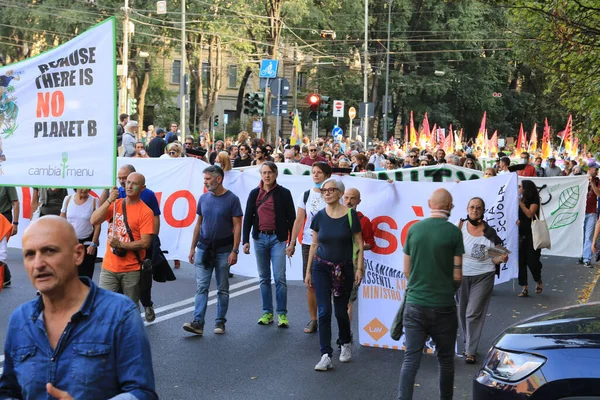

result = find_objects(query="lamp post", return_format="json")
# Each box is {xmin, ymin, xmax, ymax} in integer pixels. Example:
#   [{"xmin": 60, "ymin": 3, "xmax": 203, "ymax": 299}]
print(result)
[
  {"xmin": 179, "ymin": 0, "xmax": 186, "ymax": 139},
  {"xmin": 363, "ymin": 0, "xmax": 369, "ymax": 148},
  {"xmin": 383, "ymin": 0, "xmax": 392, "ymax": 143}
]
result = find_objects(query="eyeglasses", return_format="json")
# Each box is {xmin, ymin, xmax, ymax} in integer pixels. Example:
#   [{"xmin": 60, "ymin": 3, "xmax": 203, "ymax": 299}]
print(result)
[
  {"xmin": 185, "ymin": 142, "xmax": 193, "ymax": 146},
  {"xmin": 309, "ymin": 149, "xmax": 317, "ymax": 152},
  {"xmin": 320, "ymin": 187, "xmax": 339, "ymax": 194},
  {"xmin": 410, "ymin": 155, "xmax": 417, "ymax": 158}
]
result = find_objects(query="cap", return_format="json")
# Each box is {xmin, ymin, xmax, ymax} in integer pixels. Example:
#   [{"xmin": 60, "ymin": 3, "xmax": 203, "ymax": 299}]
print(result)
[
  {"xmin": 155, "ymin": 127, "xmax": 166, "ymax": 135},
  {"xmin": 548, "ymin": 156, "xmax": 556, "ymax": 161}
]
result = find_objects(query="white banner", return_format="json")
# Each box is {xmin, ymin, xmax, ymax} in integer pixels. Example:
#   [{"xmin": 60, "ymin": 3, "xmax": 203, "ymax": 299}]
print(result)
[
  {"xmin": 0, "ymin": 18, "xmax": 116, "ymax": 188},
  {"xmin": 520, "ymin": 175, "xmax": 588, "ymax": 258},
  {"xmin": 353, "ymin": 164, "xmax": 483, "ymax": 182}
]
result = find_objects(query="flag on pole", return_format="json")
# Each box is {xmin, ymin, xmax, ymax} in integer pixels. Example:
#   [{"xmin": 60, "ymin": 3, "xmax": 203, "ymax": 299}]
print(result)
[
  {"xmin": 409, "ymin": 111, "xmax": 417, "ymax": 148},
  {"xmin": 456, "ymin": 129, "xmax": 463, "ymax": 150},
  {"xmin": 573, "ymin": 137, "xmax": 579, "ymax": 158},
  {"xmin": 489, "ymin": 130, "xmax": 498, "ymax": 154},
  {"xmin": 442, "ymin": 124, "xmax": 454, "ymax": 153},
  {"xmin": 528, "ymin": 123, "xmax": 538, "ymax": 153},
  {"xmin": 563, "ymin": 114, "xmax": 573, "ymax": 155},
  {"xmin": 516, "ymin": 123, "xmax": 525, "ymax": 152},
  {"xmin": 404, "ymin": 124, "xmax": 409, "ymax": 151},
  {"xmin": 430, "ymin": 123, "xmax": 437, "ymax": 148},
  {"xmin": 542, "ymin": 118, "xmax": 551, "ymax": 159},
  {"xmin": 476, "ymin": 112, "xmax": 486, "ymax": 150},
  {"xmin": 290, "ymin": 109, "xmax": 303, "ymax": 145}
]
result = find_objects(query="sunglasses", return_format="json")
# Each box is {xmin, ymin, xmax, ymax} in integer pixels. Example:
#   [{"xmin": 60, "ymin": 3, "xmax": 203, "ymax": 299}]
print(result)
[
  {"xmin": 309, "ymin": 149, "xmax": 317, "ymax": 152},
  {"xmin": 410, "ymin": 155, "xmax": 417, "ymax": 158},
  {"xmin": 169, "ymin": 151, "xmax": 179, "ymax": 155},
  {"xmin": 185, "ymin": 142, "xmax": 193, "ymax": 146},
  {"xmin": 320, "ymin": 187, "xmax": 339, "ymax": 194}
]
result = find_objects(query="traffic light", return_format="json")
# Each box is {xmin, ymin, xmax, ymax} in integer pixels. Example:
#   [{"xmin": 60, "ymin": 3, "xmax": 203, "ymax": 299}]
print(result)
[
  {"xmin": 128, "ymin": 97, "xmax": 137, "ymax": 115},
  {"xmin": 243, "ymin": 93, "xmax": 265, "ymax": 116},
  {"xmin": 319, "ymin": 95, "xmax": 331, "ymax": 118},
  {"xmin": 308, "ymin": 93, "xmax": 320, "ymax": 121},
  {"xmin": 214, "ymin": 115, "xmax": 219, "ymax": 127},
  {"xmin": 288, "ymin": 111, "xmax": 294, "ymax": 125}
]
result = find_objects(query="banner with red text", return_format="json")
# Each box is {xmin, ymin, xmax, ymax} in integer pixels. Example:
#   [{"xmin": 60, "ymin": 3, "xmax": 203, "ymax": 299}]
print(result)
[{"xmin": 0, "ymin": 18, "xmax": 116, "ymax": 188}]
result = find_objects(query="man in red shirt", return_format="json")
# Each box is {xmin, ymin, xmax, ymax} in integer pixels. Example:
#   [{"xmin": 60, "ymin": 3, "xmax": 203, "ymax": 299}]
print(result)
[
  {"xmin": 517, "ymin": 151, "xmax": 536, "ymax": 177},
  {"xmin": 300, "ymin": 144, "xmax": 326, "ymax": 166},
  {"xmin": 343, "ymin": 187, "xmax": 375, "ymax": 321}
]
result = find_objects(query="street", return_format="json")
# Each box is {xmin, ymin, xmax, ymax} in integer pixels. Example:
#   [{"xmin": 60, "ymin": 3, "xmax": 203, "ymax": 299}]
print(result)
[{"xmin": 0, "ymin": 248, "xmax": 597, "ymax": 400}]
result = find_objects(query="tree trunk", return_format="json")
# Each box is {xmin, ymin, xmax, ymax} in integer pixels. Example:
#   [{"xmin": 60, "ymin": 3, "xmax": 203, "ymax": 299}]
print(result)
[
  {"xmin": 137, "ymin": 57, "xmax": 151, "ymax": 130},
  {"xmin": 235, "ymin": 66, "xmax": 252, "ymax": 121}
]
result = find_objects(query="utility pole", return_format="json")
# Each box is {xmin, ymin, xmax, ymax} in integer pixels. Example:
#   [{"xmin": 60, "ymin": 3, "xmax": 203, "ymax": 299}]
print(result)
[
  {"xmin": 120, "ymin": 0, "xmax": 130, "ymax": 115},
  {"xmin": 383, "ymin": 0, "xmax": 392, "ymax": 143},
  {"xmin": 363, "ymin": 0, "xmax": 369, "ymax": 148},
  {"xmin": 179, "ymin": 0, "xmax": 186, "ymax": 139}
]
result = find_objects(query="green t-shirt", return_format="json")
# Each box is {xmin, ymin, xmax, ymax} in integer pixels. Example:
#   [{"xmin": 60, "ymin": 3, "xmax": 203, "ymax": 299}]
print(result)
[
  {"xmin": 0, "ymin": 187, "xmax": 18, "ymax": 215},
  {"xmin": 403, "ymin": 217, "xmax": 465, "ymax": 307}
]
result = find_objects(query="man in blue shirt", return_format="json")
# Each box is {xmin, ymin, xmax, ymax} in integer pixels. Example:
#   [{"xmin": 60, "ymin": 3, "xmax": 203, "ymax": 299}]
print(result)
[
  {"xmin": 0, "ymin": 216, "xmax": 157, "ymax": 400},
  {"xmin": 100, "ymin": 164, "xmax": 161, "ymax": 322}
]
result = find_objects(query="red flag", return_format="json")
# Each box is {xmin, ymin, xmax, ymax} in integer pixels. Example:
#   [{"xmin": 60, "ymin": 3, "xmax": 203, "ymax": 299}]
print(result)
[
  {"xmin": 542, "ymin": 118, "xmax": 551, "ymax": 159},
  {"xmin": 563, "ymin": 114, "xmax": 573, "ymax": 155},
  {"xmin": 404, "ymin": 124, "xmax": 409, "ymax": 150},
  {"xmin": 422, "ymin": 112, "xmax": 430, "ymax": 140},
  {"xmin": 516, "ymin": 123, "xmax": 525, "ymax": 152},
  {"xmin": 529, "ymin": 123, "xmax": 538, "ymax": 152},
  {"xmin": 489, "ymin": 130, "xmax": 498, "ymax": 154},
  {"xmin": 442, "ymin": 124, "xmax": 454, "ymax": 153}
]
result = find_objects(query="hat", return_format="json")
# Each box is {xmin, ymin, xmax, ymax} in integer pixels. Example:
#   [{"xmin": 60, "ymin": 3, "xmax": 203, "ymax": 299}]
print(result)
[
  {"xmin": 155, "ymin": 127, "xmax": 166, "ymax": 135},
  {"xmin": 124, "ymin": 121, "xmax": 139, "ymax": 131},
  {"xmin": 548, "ymin": 156, "xmax": 556, "ymax": 161},
  {"xmin": 588, "ymin": 162, "xmax": 600, "ymax": 169}
]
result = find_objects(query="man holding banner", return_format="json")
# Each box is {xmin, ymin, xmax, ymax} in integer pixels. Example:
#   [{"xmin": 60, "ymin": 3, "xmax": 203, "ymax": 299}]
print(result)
[{"xmin": 398, "ymin": 189, "xmax": 464, "ymax": 400}]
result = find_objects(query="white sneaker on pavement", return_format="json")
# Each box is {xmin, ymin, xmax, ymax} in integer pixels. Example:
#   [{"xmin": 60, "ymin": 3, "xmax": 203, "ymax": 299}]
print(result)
[
  {"xmin": 314, "ymin": 354, "xmax": 333, "ymax": 371},
  {"xmin": 340, "ymin": 343, "xmax": 352, "ymax": 363}
]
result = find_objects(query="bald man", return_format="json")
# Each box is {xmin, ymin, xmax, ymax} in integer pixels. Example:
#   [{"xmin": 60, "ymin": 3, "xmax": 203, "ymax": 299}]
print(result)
[
  {"xmin": 0, "ymin": 216, "xmax": 157, "ymax": 399},
  {"xmin": 398, "ymin": 188, "xmax": 464, "ymax": 400},
  {"xmin": 91, "ymin": 172, "xmax": 154, "ymax": 305}
]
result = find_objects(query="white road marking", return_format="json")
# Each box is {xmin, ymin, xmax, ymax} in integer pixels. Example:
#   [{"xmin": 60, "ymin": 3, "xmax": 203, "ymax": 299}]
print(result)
[
  {"xmin": 0, "ymin": 282, "xmax": 260, "ymax": 376},
  {"xmin": 139, "ymin": 278, "xmax": 259, "ymax": 318}
]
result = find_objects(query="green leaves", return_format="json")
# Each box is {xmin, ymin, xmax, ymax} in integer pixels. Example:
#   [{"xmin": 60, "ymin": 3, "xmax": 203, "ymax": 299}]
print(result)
[
  {"xmin": 551, "ymin": 186, "xmax": 579, "ymax": 216},
  {"xmin": 549, "ymin": 212, "xmax": 578, "ymax": 230}
]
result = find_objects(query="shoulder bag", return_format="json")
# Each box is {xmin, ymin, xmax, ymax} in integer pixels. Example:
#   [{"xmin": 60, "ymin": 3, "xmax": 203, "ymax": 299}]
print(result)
[
  {"xmin": 532, "ymin": 204, "xmax": 551, "ymax": 250},
  {"xmin": 122, "ymin": 199, "xmax": 152, "ymax": 271}
]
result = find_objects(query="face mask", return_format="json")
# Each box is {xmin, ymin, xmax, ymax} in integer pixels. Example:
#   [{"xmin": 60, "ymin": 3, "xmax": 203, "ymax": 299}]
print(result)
[
  {"xmin": 430, "ymin": 209, "xmax": 451, "ymax": 220},
  {"xmin": 215, "ymin": 162, "xmax": 221, "ymax": 168},
  {"xmin": 285, "ymin": 159, "xmax": 292, "ymax": 163},
  {"xmin": 520, "ymin": 158, "xmax": 528, "ymax": 165},
  {"xmin": 314, "ymin": 182, "xmax": 323, "ymax": 189}
]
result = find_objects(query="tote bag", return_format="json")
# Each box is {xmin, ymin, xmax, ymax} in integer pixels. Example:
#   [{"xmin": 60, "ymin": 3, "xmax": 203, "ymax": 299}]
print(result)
[{"xmin": 532, "ymin": 204, "xmax": 551, "ymax": 250}]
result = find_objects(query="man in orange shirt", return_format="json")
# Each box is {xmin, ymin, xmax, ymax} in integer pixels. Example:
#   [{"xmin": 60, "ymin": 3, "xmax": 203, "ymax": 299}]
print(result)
[{"xmin": 91, "ymin": 172, "xmax": 154, "ymax": 304}]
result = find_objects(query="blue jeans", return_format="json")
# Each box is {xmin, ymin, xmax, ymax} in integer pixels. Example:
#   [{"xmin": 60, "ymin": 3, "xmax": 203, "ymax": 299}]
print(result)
[
  {"xmin": 193, "ymin": 248, "xmax": 230, "ymax": 325},
  {"xmin": 312, "ymin": 258, "xmax": 353, "ymax": 356},
  {"xmin": 254, "ymin": 233, "xmax": 287, "ymax": 315},
  {"xmin": 583, "ymin": 213, "xmax": 598, "ymax": 262},
  {"xmin": 398, "ymin": 304, "xmax": 458, "ymax": 400}
]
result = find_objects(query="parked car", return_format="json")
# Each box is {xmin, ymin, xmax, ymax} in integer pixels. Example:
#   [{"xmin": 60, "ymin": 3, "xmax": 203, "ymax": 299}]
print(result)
[{"xmin": 473, "ymin": 302, "xmax": 600, "ymax": 399}]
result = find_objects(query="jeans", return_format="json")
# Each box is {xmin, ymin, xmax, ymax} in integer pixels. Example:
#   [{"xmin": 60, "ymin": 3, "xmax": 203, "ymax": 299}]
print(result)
[
  {"xmin": 398, "ymin": 303, "xmax": 458, "ymax": 400},
  {"xmin": 193, "ymin": 248, "xmax": 230, "ymax": 325},
  {"xmin": 583, "ymin": 213, "xmax": 598, "ymax": 262},
  {"xmin": 312, "ymin": 258, "xmax": 353, "ymax": 356},
  {"xmin": 254, "ymin": 233, "xmax": 287, "ymax": 315}
]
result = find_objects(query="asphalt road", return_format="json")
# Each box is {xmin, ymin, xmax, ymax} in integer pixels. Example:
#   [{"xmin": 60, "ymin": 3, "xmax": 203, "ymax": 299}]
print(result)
[{"xmin": 0, "ymin": 248, "xmax": 597, "ymax": 400}]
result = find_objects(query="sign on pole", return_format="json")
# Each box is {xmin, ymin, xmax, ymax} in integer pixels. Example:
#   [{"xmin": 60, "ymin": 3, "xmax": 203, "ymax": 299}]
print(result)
[
  {"xmin": 223, "ymin": 114, "xmax": 229, "ymax": 125},
  {"xmin": 156, "ymin": 1, "xmax": 167, "ymax": 14},
  {"xmin": 259, "ymin": 60, "xmax": 278, "ymax": 78},
  {"xmin": 0, "ymin": 18, "xmax": 117, "ymax": 188},
  {"xmin": 348, "ymin": 107, "xmax": 357, "ymax": 119},
  {"xmin": 252, "ymin": 120, "xmax": 263, "ymax": 133},
  {"xmin": 332, "ymin": 100, "xmax": 345, "ymax": 118}
]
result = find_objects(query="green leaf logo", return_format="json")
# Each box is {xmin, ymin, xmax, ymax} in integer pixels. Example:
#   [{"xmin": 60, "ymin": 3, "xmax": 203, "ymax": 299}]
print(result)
[
  {"xmin": 550, "ymin": 186, "xmax": 579, "ymax": 216},
  {"xmin": 549, "ymin": 212, "xmax": 579, "ymax": 229},
  {"xmin": 61, "ymin": 152, "xmax": 69, "ymax": 179}
]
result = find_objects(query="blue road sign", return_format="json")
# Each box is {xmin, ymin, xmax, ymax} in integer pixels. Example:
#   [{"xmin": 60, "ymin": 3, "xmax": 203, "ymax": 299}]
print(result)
[
  {"xmin": 252, "ymin": 120, "xmax": 263, "ymax": 133},
  {"xmin": 259, "ymin": 60, "xmax": 278, "ymax": 78},
  {"xmin": 223, "ymin": 114, "xmax": 229, "ymax": 125},
  {"xmin": 332, "ymin": 126, "xmax": 343, "ymax": 143}
]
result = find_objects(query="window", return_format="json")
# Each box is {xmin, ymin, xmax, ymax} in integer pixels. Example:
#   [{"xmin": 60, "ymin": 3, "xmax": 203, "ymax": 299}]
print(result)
[
  {"xmin": 228, "ymin": 65, "xmax": 238, "ymax": 88},
  {"xmin": 171, "ymin": 60, "xmax": 181, "ymax": 84},
  {"xmin": 297, "ymin": 72, "xmax": 307, "ymax": 89}
]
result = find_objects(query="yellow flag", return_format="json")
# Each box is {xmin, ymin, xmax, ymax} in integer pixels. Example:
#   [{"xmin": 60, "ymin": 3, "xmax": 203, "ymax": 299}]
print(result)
[{"xmin": 290, "ymin": 110, "xmax": 302, "ymax": 145}]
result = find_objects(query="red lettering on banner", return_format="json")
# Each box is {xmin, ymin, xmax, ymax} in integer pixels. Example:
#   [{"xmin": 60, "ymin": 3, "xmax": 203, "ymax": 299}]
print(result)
[
  {"xmin": 400, "ymin": 206, "xmax": 425, "ymax": 247},
  {"xmin": 21, "ymin": 187, "xmax": 31, "ymax": 219},
  {"xmin": 163, "ymin": 190, "xmax": 196, "ymax": 228},
  {"xmin": 36, "ymin": 91, "xmax": 65, "ymax": 118},
  {"xmin": 371, "ymin": 216, "xmax": 398, "ymax": 255}
]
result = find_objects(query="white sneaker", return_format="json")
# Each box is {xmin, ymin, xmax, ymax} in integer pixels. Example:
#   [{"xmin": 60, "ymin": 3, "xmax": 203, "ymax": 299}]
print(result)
[
  {"xmin": 340, "ymin": 343, "xmax": 352, "ymax": 363},
  {"xmin": 314, "ymin": 354, "xmax": 333, "ymax": 371}
]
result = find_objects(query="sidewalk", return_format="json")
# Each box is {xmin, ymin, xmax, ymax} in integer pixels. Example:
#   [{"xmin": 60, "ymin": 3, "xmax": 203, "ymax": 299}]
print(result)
[{"xmin": 588, "ymin": 267, "xmax": 600, "ymax": 303}]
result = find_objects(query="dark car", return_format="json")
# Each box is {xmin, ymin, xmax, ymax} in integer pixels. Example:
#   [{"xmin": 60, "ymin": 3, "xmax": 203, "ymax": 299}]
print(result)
[{"xmin": 473, "ymin": 302, "xmax": 600, "ymax": 399}]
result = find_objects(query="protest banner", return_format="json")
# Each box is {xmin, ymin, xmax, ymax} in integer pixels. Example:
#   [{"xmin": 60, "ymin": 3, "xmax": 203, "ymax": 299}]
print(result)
[
  {"xmin": 0, "ymin": 18, "xmax": 116, "ymax": 188},
  {"xmin": 234, "ymin": 163, "xmax": 312, "ymax": 176},
  {"xmin": 353, "ymin": 164, "xmax": 483, "ymax": 182}
]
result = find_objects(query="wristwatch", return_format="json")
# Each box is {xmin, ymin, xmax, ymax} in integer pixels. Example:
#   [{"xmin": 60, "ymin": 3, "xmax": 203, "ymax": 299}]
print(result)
[{"xmin": 232, "ymin": 249, "xmax": 239, "ymax": 254}]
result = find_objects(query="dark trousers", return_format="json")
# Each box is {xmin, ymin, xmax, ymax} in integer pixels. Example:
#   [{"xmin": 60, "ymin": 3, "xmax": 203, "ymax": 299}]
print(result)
[
  {"xmin": 139, "ymin": 236, "xmax": 156, "ymax": 308},
  {"xmin": 518, "ymin": 235, "xmax": 542, "ymax": 286},
  {"xmin": 312, "ymin": 258, "xmax": 353, "ymax": 356},
  {"xmin": 2, "ymin": 210, "xmax": 12, "ymax": 281},
  {"xmin": 398, "ymin": 303, "xmax": 458, "ymax": 400},
  {"xmin": 77, "ymin": 236, "xmax": 96, "ymax": 280}
]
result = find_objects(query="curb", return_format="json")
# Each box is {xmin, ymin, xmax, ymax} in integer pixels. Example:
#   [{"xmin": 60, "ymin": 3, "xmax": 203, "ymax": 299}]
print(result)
[{"xmin": 584, "ymin": 267, "xmax": 600, "ymax": 303}]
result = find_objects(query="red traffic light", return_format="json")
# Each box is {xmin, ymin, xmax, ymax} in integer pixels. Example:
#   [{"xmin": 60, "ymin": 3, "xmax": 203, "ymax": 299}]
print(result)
[{"xmin": 308, "ymin": 94, "xmax": 320, "ymax": 105}]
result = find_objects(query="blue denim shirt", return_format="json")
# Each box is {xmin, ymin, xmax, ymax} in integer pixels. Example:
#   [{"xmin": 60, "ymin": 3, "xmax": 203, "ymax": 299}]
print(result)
[{"xmin": 0, "ymin": 278, "xmax": 158, "ymax": 400}]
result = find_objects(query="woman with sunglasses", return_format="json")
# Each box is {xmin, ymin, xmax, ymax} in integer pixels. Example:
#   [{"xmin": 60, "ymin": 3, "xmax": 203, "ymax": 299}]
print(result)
[
  {"xmin": 305, "ymin": 178, "xmax": 363, "ymax": 371},
  {"xmin": 517, "ymin": 180, "xmax": 543, "ymax": 297},
  {"xmin": 457, "ymin": 197, "xmax": 508, "ymax": 364},
  {"xmin": 160, "ymin": 142, "xmax": 184, "ymax": 158},
  {"xmin": 251, "ymin": 146, "xmax": 268, "ymax": 167},
  {"xmin": 463, "ymin": 158, "xmax": 477, "ymax": 170},
  {"xmin": 287, "ymin": 162, "xmax": 332, "ymax": 334}
]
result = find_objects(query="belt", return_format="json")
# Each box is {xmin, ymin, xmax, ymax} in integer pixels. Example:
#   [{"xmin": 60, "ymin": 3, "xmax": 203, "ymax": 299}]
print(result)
[{"xmin": 258, "ymin": 230, "xmax": 277, "ymax": 235}]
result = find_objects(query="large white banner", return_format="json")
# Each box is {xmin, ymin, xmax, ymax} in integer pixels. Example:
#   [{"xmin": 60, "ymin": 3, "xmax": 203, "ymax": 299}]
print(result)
[
  {"xmin": 520, "ymin": 175, "xmax": 588, "ymax": 258},
  {"xmin": 0, "ymin": 18, "xmax": 116, "ymax": 188}
]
